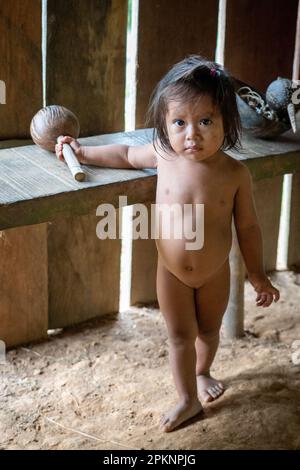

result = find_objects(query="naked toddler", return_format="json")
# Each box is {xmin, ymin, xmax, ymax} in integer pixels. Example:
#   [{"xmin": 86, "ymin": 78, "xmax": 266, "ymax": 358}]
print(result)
[{"xmin": 56, "ymin": 56, "xmax": 280, "ymax": 432}]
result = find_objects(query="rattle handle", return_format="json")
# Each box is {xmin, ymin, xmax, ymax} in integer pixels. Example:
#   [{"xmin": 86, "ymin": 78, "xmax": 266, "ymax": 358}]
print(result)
[{"xmin": 57, "ymin": 136, "xmax": 86, "ymax": 182}]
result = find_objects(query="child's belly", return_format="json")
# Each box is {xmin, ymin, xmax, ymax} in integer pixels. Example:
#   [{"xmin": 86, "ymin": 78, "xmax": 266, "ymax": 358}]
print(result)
[{"xmin": 155, "ymin": 219, "xmax": 232, "ymax": 288}]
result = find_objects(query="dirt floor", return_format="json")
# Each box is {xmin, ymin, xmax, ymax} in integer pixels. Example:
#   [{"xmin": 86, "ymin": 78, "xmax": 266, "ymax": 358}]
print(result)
[{"xmin": 1, "ymin": 270, "xmax": 300, "ymax": 450}]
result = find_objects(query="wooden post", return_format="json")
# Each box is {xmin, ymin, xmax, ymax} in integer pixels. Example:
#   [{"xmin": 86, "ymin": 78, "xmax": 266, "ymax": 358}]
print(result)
[
  {"xmin": 0, "ymin": 0, "xmax": 42, "ymax": 139},
  {"xmin": 0, "ymin": 1, "xmax": 47, "ymax": 347},
  {"xmin": 0, "ymin": 225, "xmax": 48, "ymax": 348},
  {"xmin": 222, "ymin": 0, "xmax": 298, "ymax": 337},
  {"xmin": 253, "ymin": 176, "xmax": 283, "ymax": 272},
  {"xmin": 46, "ymin": 0, "xmax": 127, "ymax": 326},
  {"xmin": 288, "ymin": 2, "xmax": 300, "ymax": 270},
  {"xmin": 130, "ymin": 0, "xmax": 219, "ymax": 306},
  {"xmin": 223, "ymin": 224, "xmax": 246, "ymax": 339}
]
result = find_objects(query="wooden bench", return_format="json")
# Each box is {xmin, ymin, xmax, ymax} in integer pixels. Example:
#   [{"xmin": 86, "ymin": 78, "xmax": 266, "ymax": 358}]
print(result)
[{"xmin": 1, "ymin": 126, "xmax": 300, "ymax": 347}]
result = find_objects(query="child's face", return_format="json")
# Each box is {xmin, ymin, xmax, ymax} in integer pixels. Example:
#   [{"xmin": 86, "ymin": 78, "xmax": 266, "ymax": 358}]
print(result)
[{"xmin": 165, "ymin": 94, "xmax": 224, "ymax": 162}]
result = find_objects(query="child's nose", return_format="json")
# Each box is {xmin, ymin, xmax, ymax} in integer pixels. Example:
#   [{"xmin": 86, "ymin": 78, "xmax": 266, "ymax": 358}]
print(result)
[{"xmin": 186, "ymin": 124, "xmax": 200, "ymax": 140}]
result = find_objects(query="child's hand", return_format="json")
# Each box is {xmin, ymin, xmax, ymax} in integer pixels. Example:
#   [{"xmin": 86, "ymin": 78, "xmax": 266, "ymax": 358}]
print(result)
[
  {"xmin": 248, "ymin": 274, "xmax": 280, "ymax": 308},
  {"xmin": 55, "ymin": 136, "xmax": 85, "ymax": 164}
]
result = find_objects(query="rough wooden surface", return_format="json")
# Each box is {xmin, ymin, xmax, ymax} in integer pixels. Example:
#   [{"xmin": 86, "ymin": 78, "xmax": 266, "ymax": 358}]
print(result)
[
  {"xmin": 1, "ymin": 127, "xmax": 300, "ymax": 230},
  {"xmin": 135, "ymin": 0, "xmax": 219, "ymax": 128},
  {"xmin": 0, "ymin": 1, "xmax": 42, "ymax": 139},
  {"xmin": 46, "ymin": 0, "xmax": 127, "ymax": 136},
  {"xmin": 130, "ymin": 202, "xmax": 158, "ymax": 306},
  {"xmin": 224, "ymin": 0, "xmax": 298, "ymax": 90},
  {"xmin": 0, "ymin": 224, "xmax": 48, "ymax": 348},
  {"xmin": 48, "ymin": 214, "xmax": 121, "ymax": 328},
  {"xmin": 253, "ymin": 176, "xmax": 283, "ymax": 272},
  {"xmin": 0, "ymin": 129, "xmax": 156, "ymax": 230},
  {"xmin": 288, "ymin": 172, "xmax": 300, "ymax": 269}
]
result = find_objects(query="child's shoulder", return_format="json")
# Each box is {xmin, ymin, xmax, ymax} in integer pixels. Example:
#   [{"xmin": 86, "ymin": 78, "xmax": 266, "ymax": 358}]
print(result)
[{"xmin": 222, "ymin": 152, "xmax": 250, "ymax": 175}]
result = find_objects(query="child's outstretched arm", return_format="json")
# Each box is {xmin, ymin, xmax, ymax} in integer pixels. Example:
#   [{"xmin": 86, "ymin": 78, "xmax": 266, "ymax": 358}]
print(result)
[
  {"xmin": 55, "ymin": 136, "xmax": 157, "ymax": 169},
  {"xmin": 233, "ymin": 164, "xmax": 280, "ymax": 308}
]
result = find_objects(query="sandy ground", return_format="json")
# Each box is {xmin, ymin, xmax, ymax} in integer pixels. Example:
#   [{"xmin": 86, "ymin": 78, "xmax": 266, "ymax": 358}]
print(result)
[{"xmin": 1, "ymin": 270, "xmax": 300, "ymax": 450}]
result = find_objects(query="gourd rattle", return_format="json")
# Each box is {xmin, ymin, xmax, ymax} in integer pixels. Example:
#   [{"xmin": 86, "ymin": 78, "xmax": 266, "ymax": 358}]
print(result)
[{"xmin": 30, "ymin": 105, "xmax": 86, "ymax": 182}]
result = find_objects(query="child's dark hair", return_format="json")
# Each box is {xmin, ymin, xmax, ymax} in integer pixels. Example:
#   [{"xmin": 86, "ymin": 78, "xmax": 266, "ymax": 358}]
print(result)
[{"xmin": 147, "ymin": 55, "xmax": 242, "ymax": 153}]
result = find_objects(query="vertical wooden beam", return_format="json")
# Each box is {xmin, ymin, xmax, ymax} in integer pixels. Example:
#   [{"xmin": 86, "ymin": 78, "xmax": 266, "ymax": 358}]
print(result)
[
  {"xmin": 288, "ymin": 1, "xmax": 300, "ymax": 270},
  {"xmin": 46, "ymin": 1, "xmax": 127, "ymax": 325},
  {"xmin": 0, "ymin": 0, "xmax": 42, "ymax": 138},
  {"xmin": 131, "ymin": 0, "xmax": 219, "ymax": 306},
  {"xmin": 225, "ymin": 0, "xmax": 298, "ymax": 90},
  {"xmin": 0, "ymin": 225, "xmax": 48, "ymax": 347},
  {"xmin": 130, "ymin": 202, "xmax": 157, "ymax": 306},
  {"xmin": 48, "ymin": 214, "xmax": 121, "ymax": 328},
  {"xmin": 46, "ymin": 0, "xmax": 127, "ymax": 136},
  {"xmin": 136, "ymin": 0, "xmax": 219, "ymax": 128},
  {"xmin": 223, "ymin": 225, "xmax": 245, "ymax": 339},
  {"xmin": 288, "ymin": 172, "xmax": 300, "ymax": 269},
  {"xmin": 223, "ymin": 1, "xmax": 298, "ymax": 337},
  {"xmin": 253, "ymin": 177, "xmax": 283, "ymax": 272}
]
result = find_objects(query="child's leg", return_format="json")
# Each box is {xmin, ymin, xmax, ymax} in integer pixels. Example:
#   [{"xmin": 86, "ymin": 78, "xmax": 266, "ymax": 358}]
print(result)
[
  {"xmin": 157, "ymin": 258, "xmax": 202, "ymax": 432},
  {"xmin": 195, "ymin": 260, "xmax": 230, "ymax": 403}
]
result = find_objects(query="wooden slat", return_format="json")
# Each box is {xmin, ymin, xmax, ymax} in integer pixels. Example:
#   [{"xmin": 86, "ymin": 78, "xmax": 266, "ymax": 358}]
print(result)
[
  {"xmin": 253, "ymin": 176, "xmax": 283, "ymax": 272},
  {"xmin": 288, "ymin": 172, "xmax": 300, "ymax": 269},
  {"xmin": 130, "ymin": 202, "xmax": 158, "ymax": 305},
  {"xmin": 0, "ymin": 224, "xmax": 48, "ymax": 347},
  {"xmin": 225, "ymin": 0, "xmax": 298, "ymax": 90},
  {"xmin": 135, "ymin": 0, "xmax": 219, "ymax": 128},
  {"xmin": 48, "ymin": 214, "xmax": 121, "ymax": 328},
  {"xmin": 1, "ymin": 129, "xmax": 300, "ymax": 230},
  {"xmin": 0, "ymin": 0, "xmax": 42, "ymax": 138},
  {"xmin": 46, "ymin": 0, "xmax": 127, "ymax": 136}
]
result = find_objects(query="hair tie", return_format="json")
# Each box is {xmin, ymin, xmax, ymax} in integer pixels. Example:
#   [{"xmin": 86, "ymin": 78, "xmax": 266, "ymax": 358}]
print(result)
[{"xmin": 210, "ymin": 68, "xmax": 221, "ymax": 77}]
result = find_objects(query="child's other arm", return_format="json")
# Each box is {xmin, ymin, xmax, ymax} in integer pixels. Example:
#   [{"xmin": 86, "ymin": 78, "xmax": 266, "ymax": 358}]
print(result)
[
  {"xmin": 233, "ymin": 163, "xmax": 280, "ymax": 307},
  {"xmin": 56, "ymin": 136, "xmax": 157, "ymax": 169}
]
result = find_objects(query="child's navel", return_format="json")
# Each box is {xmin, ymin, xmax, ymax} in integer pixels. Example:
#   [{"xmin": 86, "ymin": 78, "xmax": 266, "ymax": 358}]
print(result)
[{"xmin": 185, "ymin": 265, "xmax": 193, "ymax": 271}]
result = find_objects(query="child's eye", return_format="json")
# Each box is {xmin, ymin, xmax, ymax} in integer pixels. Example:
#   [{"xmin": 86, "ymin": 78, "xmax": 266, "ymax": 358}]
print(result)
[
  {"xmin": 174, "ymin": 119, "xmax": 185, "ymax": 127},
  {"xmin": 200, "ymin": 119, "xmax": 212, "ymax": 126}
]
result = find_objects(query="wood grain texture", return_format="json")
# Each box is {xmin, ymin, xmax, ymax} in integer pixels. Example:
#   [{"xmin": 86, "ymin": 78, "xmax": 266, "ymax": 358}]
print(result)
[
  {"xmin": 288, "ymin": 172, "xmax": 300, "ymax": 269},
  {"xmin": 135, "ymin": 0, "xmax": 219, "ymax": 128},
  {"xmin": 0, "ymin": 0, "xmax": 42, "ymax": 138},
  {"xmin": 130, "ymin": 202, "xmax": 158, "ymax": 305},
  {"xmin": 224, "ymin": 0, "xmax": 298, "ymax": 90},
  {"xmin": 1, "ymin": 128, "xmax": 300, "ymax": 230},
  {"xmin": 46, "ymin": 0, "xmax": 127, "ymax": 136},
  {"xmin": 0, "ymin": 224, "xmax": 48, "ymax": 347},
  {"xmin": 48, "ymin": 214, "xmax": 121, "ymax": 328},
  {"xmin": 253, "ymin": 176, "xmax": 283, "ymax": 272}
]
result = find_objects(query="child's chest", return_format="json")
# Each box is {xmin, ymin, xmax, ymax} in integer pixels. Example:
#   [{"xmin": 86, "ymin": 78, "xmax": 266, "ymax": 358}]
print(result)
[{"xmin": 156, "ymin": 163, "xmax": 238, "ymax": 212}]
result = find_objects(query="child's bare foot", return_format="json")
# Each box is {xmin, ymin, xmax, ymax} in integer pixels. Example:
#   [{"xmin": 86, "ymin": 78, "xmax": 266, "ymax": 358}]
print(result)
[
  {"xmin": 160, "ymin": 399, "xmax": 203, "ymax": 432},
  {"xmin": 197, "ymin": 374, "xmax": 225, "ymax": 403}
]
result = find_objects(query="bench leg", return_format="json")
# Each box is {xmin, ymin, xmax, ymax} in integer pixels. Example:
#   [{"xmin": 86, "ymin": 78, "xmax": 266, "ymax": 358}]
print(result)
[
  {"xmin": 0, "ymin": 224, "xmax": 48, "ymax": 347},
  {"xmin": 223, "ymin": 227, "xmax": 246, "ymax": 339},
  {"xmin": 48, "ymin": 214, "xmax": 121, "ymax": 328}
]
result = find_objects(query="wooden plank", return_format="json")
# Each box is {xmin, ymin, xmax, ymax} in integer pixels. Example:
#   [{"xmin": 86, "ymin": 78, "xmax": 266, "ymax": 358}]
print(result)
[
  {"xmin": 1, "ymin": 128, "xmax": 300, "ymax": 230},
  {"xmin": 130, "ymin": 202, "xmax": 158, "ymax": 305},
  {"xmin": 225, "ymin": 0, "xmax": 298, "ymax": 90},
  {"xmin": 253, "ymin": 176, "xmax": 283, "ymax": 272},
  {"xmin": 48, "ymin": 214, "xmax": 121, "ymax": 328},
  {"xmin": 46, "ymin": 0, "xmax": 127, "ymax": 136},
  {"xmin": 288, "ymin": 172, "xmax": 300, "ymax": 269},
  {"xmin": 135, "ymin": 0, "xmax": 219, "ymax": 128},
  {"xmin": 0, "ymin": 224, "xmax": 48, "ymax": 347},
  {"xmin": 0, "ymin": 0, "xmax": 42, "ymax": 138}
]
